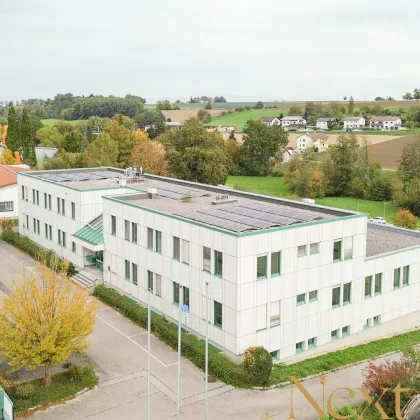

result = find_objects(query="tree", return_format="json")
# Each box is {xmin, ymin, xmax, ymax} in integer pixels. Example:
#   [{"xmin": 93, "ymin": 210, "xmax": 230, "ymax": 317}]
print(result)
[
  {"xmin": 0, "ymin": 124, "xmax": 7, "ymax": 143},
  {"xmin": 104, "ymin": 120, "xmax": 138, "ymax": 167},
  {"xmin": 0, "ymin": 148, "xmax": 16, "ymax": 164},
  {"xmin": 83, "ymin": 132, "xmax": 119, "ymax": 167},
  {"xmin": 197, "ymin": 109, "xmax": 210, "ymax": 121},
  {"xmin": 414, "ymin": 89, "xmax": 420, "ymax": 101},
  {"xmin": 5, "ymin": 107, "xmax": 20, "ymax": 153},
  {"xmin": 375, "ymin": 97, "xmax": 385, "ymax": 101},
  {"xmin": 214, "ymin": 96, "xmax": 226, "ymax": 103},
  {"xmin": 62, "ymin": 130, "xmax": 84, "ymax": 153},
  {"xmin": 158, "ymin": 118, "xmax": 229, "ymax": 185},
  {"xmin": 86, "ymin": 120, "xmax": 94, "ymax": 143},
  {"xmin": 129, "ymin": 140, "xmax": 169, "ymax": 175},
  {"xmin": 289, "ymin": 104, "xmax": 302, "ymax": 115},
  {"xmin": 400, "ymin": 136, "xmax": 420, "ymax": 185},
  {"xmin": 225, "ymin": 135, "xmax": 242, "ymax": 175},
  {"xmin": 343, "ymin": 96, "xmax": 347, "ymax": 101},
  {"xmin": 147, "ymin": 121, "xmax": 168, "ymax": 139},
  {"xmin": 21, "ymin": 108, "xmax": 37, "ymax": 166},
  {"xmin": 156, "ymin": 100, "xmax": 172, "ymax": 110},
  {"xmin": 403, "ymin": 92, "xmax": 413, "ymax": 101},
  {"xmin": 204, "ymin": 100, "xmax": 212, "ymax": 110},
  {"xmin": 37, "ymin": 126, "xmax": 64, "ymax": 147},
  {"xmin": 0, "ymin": 262, "xmax": 98, "ymax": 386},
  {"xmin": 348, "ymin": 96, "xmax": 354, "ymax": 114},
  {"xmin": 171, "ymin": 102, "xmax": 180, "ymax": 110},
  {"xmin": 304, "ymin": 101, "xmax": 316, "ymax": 116},
  {"xmin": 134, "ymin": 109, "xmax": 166, "ymax": 128},
  {"xmin": 253, "ymin": 101, "xmax": 264, "ymax": 109}
]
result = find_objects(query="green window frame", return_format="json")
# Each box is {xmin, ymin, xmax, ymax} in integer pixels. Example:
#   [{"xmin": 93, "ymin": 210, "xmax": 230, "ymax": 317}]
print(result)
[
  {"xmin": 364, "ymin": 319, "xmax": 370, "ymax": 329},
  {"xmin": 309, "ymin": 290, "xmax": 318, "ymax": 302},
  {"xmin": 45, "ymin": 223, "xmax": 48, "ymax": 238},
  {"xmin": 132, "ymin": 263, "xmax": 138, "ymax": 285},
  {"xmin": 309, "ymin": 242, "xmax": 319, "ymax": 255},
  {"xmin": 22, "ymin": 185, "xmax": 25, "ymax": 200},
  {"xmin": 25, "ymin": 214, "xmax": 28, "ymax": 228},
  {"xmin": 124, "ymin": 220, "xmax": 130, "ymax": 241},
  {"xmin": 147, "ymin": 228, "xmax": 153, "ymax": 250},
  {"xmin": 374, "ymin": 273, "xmax": 382, "ymax": 295},
  {"xmin": 333, "ymin": 240, "xmax": 342, "ymax": 262},
  {"xmin": 173, "ymin": 281, "xmax": 180, "ymax": 306},
  {"xmin": 44, "ymin": 193, "xmax": 47, "ymax": 208},
  {"xmin": 57, "ymin": 197, "xmax": 60, "ymax": 214},
  {"xmin": 297, "ymin": 245, "xmax": 307, "ymax": 257},
  {"xmin": 373, "ymin": 315, "xmax": 381, "ymax": 326},
  {"xmin": 257, "ymin": 255, "xmax": 267, "ymax": 279},
  {"xmin": 308, "ymin": 337, "xmax": 316, "ymax": 349},
  {"xmin": 183, "ymin": 287, "xmax": 190, "ymax": 308},
  {"xmin": 155, "ymin": 230, "xmax": 162, "ymax": 253},
  {"xmin": 32, "ymin": 189, "xmax": 35, "ymax": 203},
  {"xmin": 364, "ymin": 276, "xmax": 372, "ymax": 298},
  {"xmin": 36, "ymin": 190, "xmax": 39, "ymax": 205},
  {"xmin": 48, "ymin": 194, "xmax": 51, "ymax": 210},
  {"xmin": 214, "ymin": 301, "xmax": 223, "ymax": 328},
  {"xmin": 343, "ymin": 282, "xmax": 351, "ymax": 304},
  {"xmin": 124, "ymin": 259, "xmax": 130, "ymax": 280},
  {"xmin": 203, "ymin": 246, "xmax": 211, "ymax": 271},
  {"xmin": 71, "ymin": 202, "xmax": 75, "ymax": 220},
  {"xmin": 58, "ymin": 229, "xmax": 61, "ymax": 245},
  {"xmin": 270, "ymin": 350, "xmax": 279, "ymax": 361},
  {"xmin": 271, "ymin": 251, "xmax": 281, "ymax": 276},
  {"xmin": 148, "ymin": 270, "xmax": 153, "ymax": 292},
  {"xmin": 72, "ymin": 241, "xmax": 76, "ymax": 253},
  {"xmin": 296, "ymin": 293, "xmax": 306, "ymax": 305},
  {"xmin": 49, "ymin": 225, "xmax": 52, "ymax": 240},
  {"xmin": 332, "ymin": 286, "xmax": 341, "ymax": 308},
  {"xmin": 37, "ymin": 220, "xmax": 40, "ymax": 235},
  {"xmin": 331, "ymin": 329, "xmax": 339, "ymax": 340},
  {"xmin": 173, "ymin": 237, "xmax": 180, "ymax": 260},
  {"xmin": 61, "ymin": 198, "xmax": 65, "ymax": 215},
  {"xmin": 342, "ymin": 326, "xmax": 349, "ymax": 337},
  {"xmin": 131, "ymin": 222, "xmax": 137, "ymax": 243},
  {"xmin": 393, "ymin": 268, "xmax": 401, "ymax": 289},
  {"xmin": 111, "ymin": 216, "xmax": 116, "ymax": 236},
  {"xmin": 403, "ymin": 266, "xmax": 410, "ymax": 286},
  {"xmin": 62, "ymin": 231, "xmax": 66, "ymax": 248},
  {"xmin": 33, "ymin": 218, "xmax": 36, "ymax": 232},
  {"xmin": 296, "ymin": 341, "xmax": 304, "ymax": 353},
  {"xmin": 214, "ymin": 250, "xmax": 223, "ymax": 277}
]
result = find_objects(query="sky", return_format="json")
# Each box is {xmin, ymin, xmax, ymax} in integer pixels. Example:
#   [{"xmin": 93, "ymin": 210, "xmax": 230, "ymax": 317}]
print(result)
[{"xmin": 1, "ymin": 0, "xmax": 419, "ymax": 103}]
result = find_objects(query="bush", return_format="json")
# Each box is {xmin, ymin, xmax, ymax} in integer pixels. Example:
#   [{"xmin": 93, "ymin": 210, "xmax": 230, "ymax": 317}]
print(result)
[
  {"xmin": 93, "ymin": 285, "xmax": 263, "ymax": 388},
  {"xmin": 269, "ymin": 167, "xmax": 284, "ymax": 177},
  {"xmin": 393, "ymin": 209, "xmax": 417, "ymax": 229},
  {"xmin": 0, "ymin": 230, "xmax": 77, "ymax": 276},
  {"xmin": 14, "ymin": 382, "xmax": 36, "ymax": 399},
  {"xmin": 67, "ymin": 365, "xmax": 85, "ymax": 380},
  {"xmin": 243, "ymin": 346, "xmax": 272, "ymax": 386},
  {"xmin": 0, "ymin": 218, "xmax": 15, "ymax": 230}
]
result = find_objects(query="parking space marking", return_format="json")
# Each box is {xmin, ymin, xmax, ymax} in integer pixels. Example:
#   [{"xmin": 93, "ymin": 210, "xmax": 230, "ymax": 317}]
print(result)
[
  {"xmin": 96, "ymin": 314, "xmax": 169, "ymax": 368},
  {"xmin": 128, "ymin": 332, "xmax": 148, "ymax": 338}
]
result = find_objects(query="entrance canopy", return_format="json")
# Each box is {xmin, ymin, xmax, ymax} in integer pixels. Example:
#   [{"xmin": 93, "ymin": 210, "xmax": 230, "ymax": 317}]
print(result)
[{"xmin": 72, "ymin": 214, "xmax": 104, "ymax": 252}]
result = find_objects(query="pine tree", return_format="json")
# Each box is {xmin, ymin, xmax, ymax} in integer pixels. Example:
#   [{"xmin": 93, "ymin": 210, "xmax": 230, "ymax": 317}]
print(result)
[
  {"xmin": 5, "ymin": 106, "xmax": 20, "ymax": 153},
  {"xmin": 86, "ymin": 120, "xmax": 94, "ymax": 143},
  {"xmin": 21, "ymin": 108, "xmax": 37, "ymax": 166}
]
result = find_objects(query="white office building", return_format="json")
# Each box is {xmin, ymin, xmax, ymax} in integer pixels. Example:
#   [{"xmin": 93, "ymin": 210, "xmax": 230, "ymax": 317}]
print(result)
[{"xmin": 17, "ymin": 168, "xmax": 420, "ymax": 362}]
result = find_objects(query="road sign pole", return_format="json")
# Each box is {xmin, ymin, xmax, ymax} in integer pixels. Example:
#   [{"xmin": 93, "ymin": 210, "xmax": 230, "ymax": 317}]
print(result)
[
  {"xmin": 177, "ymin": 286, "xmax": 183, "ymax": 420},
  {"xmin": 147, "ymin": 288, "xmax": 151, "ymax": 420},
  {"xmin": 205, "ymin": 281, "xmax": 209, "ymax": 420}
]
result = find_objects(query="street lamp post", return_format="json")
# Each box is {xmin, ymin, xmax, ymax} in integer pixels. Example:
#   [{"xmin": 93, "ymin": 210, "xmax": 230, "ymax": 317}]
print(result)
[
  {"xmin": 147, "ymin": 288, "xmax": 151, "ymax": 420},
  {"xmin": 177, "ymin": 285, "xmax": 183, "ymax": 420},
  {"xmin": 205, "ymin": 281, "xmax": 209, "ymax": 420}
]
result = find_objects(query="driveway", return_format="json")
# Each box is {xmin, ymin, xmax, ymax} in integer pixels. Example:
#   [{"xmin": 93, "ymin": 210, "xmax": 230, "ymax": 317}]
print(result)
[{"xmin": 0, "ymin": 239, "xmax": 411, "ymax": 419}]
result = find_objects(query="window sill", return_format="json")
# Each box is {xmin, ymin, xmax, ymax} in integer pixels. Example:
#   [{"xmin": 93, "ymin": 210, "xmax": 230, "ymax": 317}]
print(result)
[
  {"xmin": 270, "ymin": 323, "xmax": 281, "ymax": 329},
  {"xmin": 296, "ymin": 301, "xmax": 306, "ymax": 306},
  {"xmin": 332, "ymin": 304, "xmax": 340, "ymax": 309},
  {"xmin": 374, "ymin": 322, "xmax": 380, "ymax": 326},
  {"xmin": 203, "ymin": 269, "xmax": 210, "ymax": 273},
  {"xmin": 333, "ymin": 259, "xmax": 342, "ymax": 263},
  {"xmin": 133, "ymin": 282, "xmax": 138, "ymax": 286},
  {"xmin": 155, "ymin": 251, "xmax": 162, "ymax": 254},
  {"xmin": 214, "ymin": 324, "xmax": 222, "ymax": 330},
  {"xmin": 309, "ymin": 298, "xmax": 318, "ymax": 303},
  {"xmin": 331, "ymin": 337, "xmax": 339, "ymax": 341},
  {"xmin": 182, "ymin": 262, "xmax": 190, "ymax": 266},
  {"xmin": 364, "ymin": 295, "xmax": 372, "ymax": 300},
  {"xmin": 374, "ymin": 292, "xmax": 381, "ymax": 296},
  {"xmin": 132, "ymin": 241, "xmax": 137, "ymax": 245},
  {"xmin": 112, "ymin": 234, "xmax": 116, "ymax": 237},
  {"xmin": 393, "ymin": 286, "xmax": 400, "ymax": 290},
  {"xmin": 297, "ymin": 255, "xmax": 307, "ymax": 258},
  {"xmin": 363, "ymin": 325, "xmax": 370, "ymax": 330},
  {"xmin": 173, "ymin": 257, "xmax": 180, "ymax": 262},
  {"xmin": 271, "ymin": 273, "xmax": 281, "ymax": 278},
  {"xmin": 214, "ymin": 273, "xmax": 222, "ymax": 278},
  {"xmin": 308, "ymin": 345, "xmax": 316, "ymax": 350},
  {"xmin": 257, "ymin": 276, "xmax": 267, "ymax": 281},
  {"xmin": 173, "ymin": 303, "xmax": 179, "ymax": 307},
  {"xmin": 296, "ymin": 349, "xmax": 304, "ymax": 354},
  {"xmin": 310, "ymin": 252, "xmax": 320, "ymax": 256},
  {"xmin": 256, "ymin": 328, "xmax": 267, "ymax": 332},
  {"xmin": 403, "ymin": 283, "xmax": 409, "ymax": 287},
  {"xmin": 343, "ymin": 301, "xmax": 351, "ymax": 306},
  {"xmin": 124, "ymin": 277, "xmax": 130, "ymax": 281},
  {"xmin": 344, "ymin": 257, "xmax": 353, "ymax": 261}
]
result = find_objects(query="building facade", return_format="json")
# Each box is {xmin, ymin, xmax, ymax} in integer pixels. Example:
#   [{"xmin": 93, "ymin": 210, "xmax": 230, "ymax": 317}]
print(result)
[
  {"xmin": 343, "ymin": 116, "xmax": 366, "ymax": 130},
  {"xmin": 0, "ymin": 165, "xmax": 30, "ymax": 219},
  {"xmin": 297, "ymin": 133, "xmax": 329, "ymax": 152},
  {"xmin": 17, "ymin": 168, "xmax": 420, "ymax": 363},
  {"xmin": 260, "ymin": 117, "xmax": 281, "ymax": 126},
  {"xmin": 370, "ymin": 116, "xmax": 402, "ymax": 130},
  {"xmin": 280, "ymin": 116, "xmax": 307, "ymax": 130}
]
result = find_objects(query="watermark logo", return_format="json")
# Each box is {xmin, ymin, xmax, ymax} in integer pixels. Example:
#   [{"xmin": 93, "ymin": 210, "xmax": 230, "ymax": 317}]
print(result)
[{"xmin": 288, "ymin": 376, "xmax": 410, "ymax": 420}]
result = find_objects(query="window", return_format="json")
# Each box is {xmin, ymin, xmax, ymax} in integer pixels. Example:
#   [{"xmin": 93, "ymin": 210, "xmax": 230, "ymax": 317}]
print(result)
[
  {"xmin": 214, "ymin": 301, "xmax": 223, "ymax": 328},
  {"xmin": 147, "ymin": 228, "xmax": 153, "ymax": 249},
  {"xmin": 25, "ymin": 214, "xmax": 28, "ymax": 228},
  {"xmin": 343, "ymin": 282, "xmax": 351, "ymax": 304},
  {"xmin": 58, "ymin": 229, "xmax": 61, "ymax": 245},
  {"xmin": 155, "ymin": 231, "xmax": 162, "ymax": 253},
  {"xmin": 57, "ymin": 197, "xmax": 60, "ymax": 214},
  {"xmin": 342, "ymin": 326, "xmax": 350, "ymax": 336},
  {"xmin": 131, "ymin": 223, "xmax": 137, "ymax": 243},
  {"xmin": 332, "ymin": 286, "xmax": 341, "ymax": 307},
  {"xmin": 183, "ymin": 287, "xmax": 190, "ymax": 307},
  {"xmin": 148, "ymin": 270, "xmax": 153, "ymax": 292},
  {"xmin": 22, "ymin": 186, "xmax": 25, "ymax": 200},
  {"xmin": 62, "ymin": 232, "xmax": 66, "ymax": 248},
  {"xmin": 61, "ymin": 199, "xmax": 65, "ymax": 215},
  {"xmin": 270, "ymin": 301, "xmax": 280, "ymax": 326},
  {"xmin": 331, "ymin": 329, "xmax": 339, "ymax": 340},
  {"xmin": 49, "ymin": 225, "xmax": 52, "ymax": 240},
  {"xmin": 297, "ymin": 245, "xmax": 307, "ymax": 257},
  {"xmin": 214, "ymin": 250, "xmax": 223, "ymax": 276},
  {"xmin": 308, "ymin": 337, "xmax": 316, "ymax": 349},
  {"xmin": 72, "ymin": 241, "xmax": 76, "ymax": 253},
  {"xmin": 124, "ymin": 220, "xmax": 130, "ymax": 241},
  {"xmin": 173, "ymin": 237, "xmax": 180, "ymax": 260},
  {"xmin": 374, "ymin": 274, "xmax": 382, "ymax": 295},
  {"xmin": 36, "ymin": 191, "xmax": 39, "ymax": 205},
  {"xmin": 333, "ymin": 240, "xmax": 342, "ymax": 262},
  {"xmin": 182, "ymin": 240, "xmax": 190, "ymax": 264},
  {"xmin": 364, "ymin": 276, "xmax": 372, "ymax": 298},
  {"xmin": 344, "ymin": 237, "xmax": 353, "ymax": 260},
  {"xmin": 32, "ymin": 189, "xmax": 35, "ymax": 203},
  {"xmin": 364, "ymin": 319, "xmax": 370, "ymax": 329},
  {"xmin": 271, "ymin": 251, "xmax": 281, "ymax": 276},
  {"xmin": 125, "ymin": 260, "xmax": 130, "ymax": 280},
  {"xmin": 393, "ymin": 268, "xmax": 401, "ymax": 289},
  {"xmin": 48, "ymin": 194, "xmax": 51, "ymax": 210},
  {"xmin": 71, "ymin": 202, "xmax": 75, "ymax": 219},
  {"xmin": 111, "ymin": 216, "xmax": 116, "ymax": 236},
  {"xmin": 203, "ymin": 246, "xmax": 211, "ymax": 271},
  {"xmin": 257, "ymin": 255, "xmax": 267, "ymax": 279},
  {"xmin": 403, "ymin": 266, "xmax": 410, "ymax": 286},
  {"xmin": 31, "ymin": 218, "xmax": 35, "ymax": 232},
  {"xmin": 0, "ymin": 201, "xmax": 14, "ymax": 212},
  {"xmin": 296, "ymin": 341, "xmax": 304, "ymax": 353},
  {"xmin": 155, "ymin": 274, "xmax": 161, "ymax": 297},
  {"xmin": 309, "ymin": 243, "xmax": 319, "ymax": 255},
  {"xmin": 132, "ymin": 263, "xmax": 138, "ymax": 285},
  {"xmin": 44, "ymin": 193, "xmax": 47, "ymax": 208},
  {"xmin": 256, "ymin": 304, "xmax": 267, "ymax": 330},
  {"xmin": 45, "ymin": 223, "xmax": 48, "ymax": 238},
  {"xmin": 270, "ymin": 350, "xmax": 278, "ymax": 360},
  {"xmin": 173, "ymin": 282, "xmax": 180, "ymax": 305},
  {"xmin": 309, "ymin": 290, "xmax": 318, "ymax": 302},
  {"xmin": 373, "ymin": 315, "xmax": 381, "ymax": 325},
  {"xmin": 297, "ymin": 293, "xmax": 306, "ymax": 305}
]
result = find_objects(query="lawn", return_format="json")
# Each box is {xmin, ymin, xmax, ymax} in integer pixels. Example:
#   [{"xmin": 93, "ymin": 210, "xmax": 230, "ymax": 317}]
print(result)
[
  {"xmin": 41, "ymin": 119, "xmax": 80, "ymax": 126},
  {"xmin": 226, "ymin": 176, "xmax": 398, "ymax": 222}
]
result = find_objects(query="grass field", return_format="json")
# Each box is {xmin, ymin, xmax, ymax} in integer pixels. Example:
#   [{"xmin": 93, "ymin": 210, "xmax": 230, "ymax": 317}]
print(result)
[
  {"xmin": 41, "ymin": 119, "xmax": 80, "ymax": 126},
  {"xmin": 226, "ymin": 176, "xmax": 399, "ymax": 221}
]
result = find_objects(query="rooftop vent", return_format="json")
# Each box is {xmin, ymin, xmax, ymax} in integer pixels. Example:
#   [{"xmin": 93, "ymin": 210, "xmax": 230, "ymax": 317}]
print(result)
[{"xmin": 148, "ymin": 187, "xmax": 157, "ymax": 199}]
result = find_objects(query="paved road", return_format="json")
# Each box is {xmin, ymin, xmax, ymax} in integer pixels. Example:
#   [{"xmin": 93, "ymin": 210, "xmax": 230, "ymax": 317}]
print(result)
[{"xmin": 0, "ymin": 240, "xmax": 410, "ymax": 419}]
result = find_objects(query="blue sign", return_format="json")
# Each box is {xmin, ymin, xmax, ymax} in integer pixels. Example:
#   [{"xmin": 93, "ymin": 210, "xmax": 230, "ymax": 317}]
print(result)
[{"xmin": 182, "ymin": 304, "xmax": 189, "ymax": 313}]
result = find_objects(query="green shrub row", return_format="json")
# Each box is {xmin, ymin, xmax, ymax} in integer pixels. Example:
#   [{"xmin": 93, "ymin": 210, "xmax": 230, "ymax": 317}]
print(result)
[
  {"xmin": 93, "ymin": 285, "xmax": 268, "ymax": 388},
  {"xmin": 0, "ymin": 229, "xmax": 77, "ymax": 276}
]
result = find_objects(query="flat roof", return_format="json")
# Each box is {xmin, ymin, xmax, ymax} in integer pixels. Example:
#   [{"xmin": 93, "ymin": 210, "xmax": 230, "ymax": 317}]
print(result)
[{"xmin": 366, "ymin": 224, "xmax": 420, "ymax": 257}]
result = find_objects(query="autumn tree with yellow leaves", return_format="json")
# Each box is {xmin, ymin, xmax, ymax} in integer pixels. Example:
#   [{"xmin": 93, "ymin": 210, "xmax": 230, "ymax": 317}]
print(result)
[
  {"xmin": 0, "ymin": 261, "xmax": 98, "ymax": 386},
  {"xmin": 0, "ymin": 148, "xmax": 16, "ymax": 164}
]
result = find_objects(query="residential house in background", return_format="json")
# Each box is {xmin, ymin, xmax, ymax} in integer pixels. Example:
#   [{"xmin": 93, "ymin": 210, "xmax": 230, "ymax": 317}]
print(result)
[
  {"xmin": 297, "ymin": 133, "xmax": 329, "ymax": 152},
  {"xmin": 280, "ymin": 116, "xmax": 307, "ymax": 130},
  {"xmin": 217, "ymin": 126, "xmax": 236, "ymax": 132},
  {"xmin": 260, "ymin": 117, "xmax": 281, "ymax": 126},
  {"xmin": 343, "ymin": 116, "xmax": 366, "ymax": 130},
  {"xmin": 166, "ymin": 121, "xmax": 183, "ymax": 130},
  {"xmin": 0, "ymin": 164, "xmax": 30, "ymax": 218},
  {"xmin": 370, "ymin": 116, "xmax": 402, "ymax": 131},
  {"xmin": 316, "ymin": 118, "xmax": 339, "ymax": 130}
]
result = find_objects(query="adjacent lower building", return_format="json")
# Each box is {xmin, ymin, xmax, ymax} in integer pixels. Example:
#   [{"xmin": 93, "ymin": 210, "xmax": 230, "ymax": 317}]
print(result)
[
  {"xmin": 0, "ymin": 164, "xmax": 30, "ymax": 218},
  {"xmin": 17, "ymin": 167, "xmax": 420, "ymax": 362}
]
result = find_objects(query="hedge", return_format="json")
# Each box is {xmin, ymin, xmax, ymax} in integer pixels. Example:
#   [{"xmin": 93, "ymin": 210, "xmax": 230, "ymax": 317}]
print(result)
[
  {"xmin": 93, "ymin": 285, "xmax": 260, "ymax": 388},
  {"xmin": 0, "ymin": 230, "xmax": 77, "ymax": 276}
]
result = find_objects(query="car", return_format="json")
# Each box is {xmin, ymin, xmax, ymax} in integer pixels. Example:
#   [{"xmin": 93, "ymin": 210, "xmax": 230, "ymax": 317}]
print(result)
[{"xmin": 369, "ymin": 216, "xmax": 386, "ymax": 224}]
